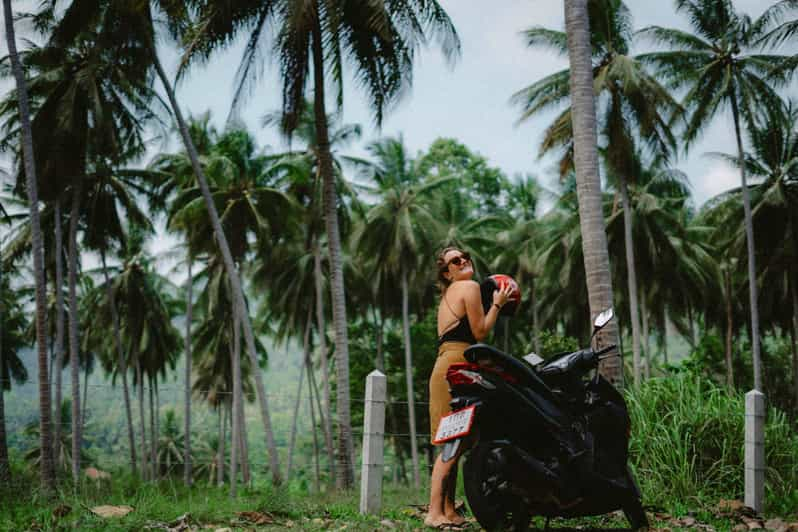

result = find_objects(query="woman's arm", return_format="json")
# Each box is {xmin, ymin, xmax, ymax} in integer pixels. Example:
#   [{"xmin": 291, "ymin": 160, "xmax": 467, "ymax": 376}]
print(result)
[{"xmin": 461, "ymin": 281, "xmax": 512, "ymax": 342}]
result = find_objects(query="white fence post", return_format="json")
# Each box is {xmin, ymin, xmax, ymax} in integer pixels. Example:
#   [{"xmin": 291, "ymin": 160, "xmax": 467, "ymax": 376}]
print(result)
[
  {"xmin": 360, "ymin": 370, "xmax": 386, "ymax": 515},
  {"xmin": 745, "ymin": 390, "xmax": 765, "ymax": 513}
]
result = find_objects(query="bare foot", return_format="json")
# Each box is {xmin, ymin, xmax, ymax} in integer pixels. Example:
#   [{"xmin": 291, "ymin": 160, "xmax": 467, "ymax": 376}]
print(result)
[
  {"xmin": 424, "ymin": 513, "xmax": 455, "ymax": 528},
  {"xmin": 444, "ymin": 512, "xmax": 466, "ymax": 525}
]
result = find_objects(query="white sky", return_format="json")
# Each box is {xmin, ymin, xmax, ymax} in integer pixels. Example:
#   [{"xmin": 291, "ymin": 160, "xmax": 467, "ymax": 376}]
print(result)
[{"xmin": 1, "ymin": 0, "xmax": 792, "ymax": 268}]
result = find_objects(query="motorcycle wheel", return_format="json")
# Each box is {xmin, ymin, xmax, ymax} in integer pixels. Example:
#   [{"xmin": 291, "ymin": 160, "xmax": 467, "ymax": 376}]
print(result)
[
  {"xmin": 463, "ymin": 443, "xmax": 531, "ymax": 531},
  {"xmin": 622, "ymin": 498, "xmax": 649, "ymax": 531},
  {"xmin": 623, "ymin": 467, "xmax": 649, "ymax": 530}
]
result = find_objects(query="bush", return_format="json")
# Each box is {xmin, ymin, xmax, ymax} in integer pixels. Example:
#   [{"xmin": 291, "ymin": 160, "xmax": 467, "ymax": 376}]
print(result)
[{"xmin": 625, "ymin": 373, "xmax": 798, "ymax": 514}]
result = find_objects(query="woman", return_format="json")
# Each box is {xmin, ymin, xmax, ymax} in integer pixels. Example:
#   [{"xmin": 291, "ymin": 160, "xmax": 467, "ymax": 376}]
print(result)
[{"xmin": 425, "ymin": 246, "xmax": 512, "ymax": 529}]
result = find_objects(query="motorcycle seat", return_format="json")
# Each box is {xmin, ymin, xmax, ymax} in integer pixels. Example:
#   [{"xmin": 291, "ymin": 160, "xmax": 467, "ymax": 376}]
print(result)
[{"xmin": 464, "ymin": 344, "xmax": 550, "ymax": 390}]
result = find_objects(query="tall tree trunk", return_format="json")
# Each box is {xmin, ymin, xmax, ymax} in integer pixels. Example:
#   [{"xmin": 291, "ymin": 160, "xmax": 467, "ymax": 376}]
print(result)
[
  {"xmin": 310, "ymin": 20, "xmax": 354, "ymax": 488},
  {"xmin": 563, "ymin": 0, "xmax": 620, "ymax": 386},
  {"xmin": 791, "ymin": 276, "xmax": 798, "ymax": 411},
  {"xmin": 307, "ymin": 345, "xmax": 329, "ymax": 485},
  {"xmin": 101, "ymin": 250, "xmax": 137, "ymax": 474},
  {"xmin": 619, "ymin": 178, "xmax": 642, "ymax": 386},
  {"xmin": 400, "ymin": 270, "xmax": 420, "ymax": 488},
  {"xmin": 4, "ymin": 0, "xmax": 55, "ymax": 490},
  {"xmin": 184, "ymin": 259, "xmax": 192, "ymax": 485},
  {"xmin": 217, "ymin": 407, "xmax": 225, "ymax": 486},
  {"xmin": 306, "ymin": 345, "xmax": 321, "ymax": 493},
  {"xmin": 155, "ymin": 380, "xmax": 160, "ymax": 478},
  {"xmin": 67, "ymin": 181, "xmax": 82, "ymax": 484},
  {"xmin": 531, "ymin": 276, "xmax": 540, "ymax": 355},
  {"xmin": 313, "ymin": 231, "xmax": 336, "ymax": 484},
  {"xmin": 137, "ymin": 360, "xmax": 148, "ymax": 480},
  {"xmin": 0, "ymin": 255, "xmax": 8, "ymax": 482},
  {"xmin": 730, "ymin": 96, "xmax": 762, "ymax": 391},
  {"xmin": 149, "ymin": 376, "xmax": 156, "ymax": 480},
  {"xmin": 151, "ymin": 48, "xmax": 282, "ymax": 485},
  {"xmin": 229, "ymin": 304, "xmax": 241, "ymax": 497},
  {"xmin": 287, "ymin": 319, "xmax": 310, "ymax": 482},
  {"xmin": 724, "ymin": 268, "xmax": 735, "ymax": 389},
  {"xmin": 641, "ymin": 294, "xmax": 651, "ymax": 380},
  {"xmin": 81, "ymin": 363, "xmax": 89, "ymax": 432},
  {"xmin": 53, "ymin": 199, "xmax": 65, "ymax": 468},
  {"xmin": 238, "ymin": 397, "xmax": 250, "ymax": 485}
]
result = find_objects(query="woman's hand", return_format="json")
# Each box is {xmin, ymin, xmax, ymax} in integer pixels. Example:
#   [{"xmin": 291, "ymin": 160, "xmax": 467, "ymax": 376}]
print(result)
[{"xmin": 492, "ymin": 281, "xmax": 513, "ymax": 309}]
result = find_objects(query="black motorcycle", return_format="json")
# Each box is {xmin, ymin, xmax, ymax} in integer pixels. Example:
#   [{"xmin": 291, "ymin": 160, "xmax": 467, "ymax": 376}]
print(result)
[{"xmin": 433, "ymin": 308, "xmax": 648, "ymax": 531}]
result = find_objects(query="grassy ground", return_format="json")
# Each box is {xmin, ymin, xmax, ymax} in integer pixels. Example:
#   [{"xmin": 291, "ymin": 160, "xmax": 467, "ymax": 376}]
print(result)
[{"xmin": 0, "ymin": 470, "xmax": 784, "ymax": 531}]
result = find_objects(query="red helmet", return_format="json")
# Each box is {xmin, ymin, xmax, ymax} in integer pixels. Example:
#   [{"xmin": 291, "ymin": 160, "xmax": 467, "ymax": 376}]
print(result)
[{"xmin": 480, "ymin": 274, "xmax": 521, "ymax": 316}]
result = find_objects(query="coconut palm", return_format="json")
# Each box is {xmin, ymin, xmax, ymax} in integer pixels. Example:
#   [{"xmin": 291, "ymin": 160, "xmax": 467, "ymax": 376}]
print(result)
[
  {"xmin": 0, "ymin": 269, "xmax": 30, "ymax": 481},
  {"xmin": 638, "ymin": 0, "xmax": 794, "ymax": 391},
  {"xmin": 183, "ymin": 0, "xmax": 459, "ymax": 487},
  {"xmin": 560, "ymin": 0, "xmax": 621, "ymax": 384},
  {"xmin": 513, "ymin": 0, "xmax": 681, "ymax": 386},
  {"xmin": 355, "ymin": 136, "xmax": 452, "ymax": 487},
  {"xmin": 2, "ymin": 0, "xmax": 55, "ymax": 489}
]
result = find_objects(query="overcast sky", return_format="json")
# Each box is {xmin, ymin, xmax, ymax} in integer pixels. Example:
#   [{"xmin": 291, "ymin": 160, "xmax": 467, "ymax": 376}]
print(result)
[
  {"xmin": 160, "ymin": 0, "xmax": 781, "ymax": 208},
  {"xmin": 1, "ymin": 0, "xmax": 791, "ymax": 263}
]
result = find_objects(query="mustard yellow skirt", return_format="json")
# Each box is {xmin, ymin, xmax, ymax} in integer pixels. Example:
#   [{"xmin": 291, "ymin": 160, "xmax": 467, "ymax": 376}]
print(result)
[{"xmin": 429, "ymin": 341, "xmax": 470, "ymax": 444}]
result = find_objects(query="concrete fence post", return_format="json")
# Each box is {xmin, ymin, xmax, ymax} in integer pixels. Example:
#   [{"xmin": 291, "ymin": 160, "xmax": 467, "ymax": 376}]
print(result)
[
  {"xmin": 360, "ymin": 370, "xmax": 386, "ymax": 515},
  {"xmin": 745, "ymin": 390, "xmax": 765, "ymax": 513}
]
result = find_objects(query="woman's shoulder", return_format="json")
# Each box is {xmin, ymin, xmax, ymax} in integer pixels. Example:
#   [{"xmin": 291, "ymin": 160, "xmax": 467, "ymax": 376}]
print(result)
[{"xmin": 448, "ymin": 280, "xmax": 480, "ymax": 293}]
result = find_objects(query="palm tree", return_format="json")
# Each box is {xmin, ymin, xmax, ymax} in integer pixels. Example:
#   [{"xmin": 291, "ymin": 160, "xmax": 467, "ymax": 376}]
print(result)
[
  {"xmin": 638, "ymin": 0, "xmax": 793, "ymax": 391},
  {"xmin": 513, "ymin": 0, "xmax": 680, "ymax": 386},
  {"xmin": 356, "ymin": 137, "xmax": 452, "ymax": 487},
  {"xmin": 0, "ymin": 268, "xmax": 30, "ymax": 481},
  {"xmin": 167, "ymin": 125, "xmax": 291, "ymax": 486},
  {"xmin": 709, "ymin": 101, "xmax": 798, "ymax": 399},
  {"xmin": 561, "ymin": 0, "xmax": 621, "ymax": 384},
  {"xmin": 184, "ymin": 0, "xmax": 460, "ymax": 487},
  {"xmin": 2, "ymin": 0, "xmax": 55, "ymax": 489}
]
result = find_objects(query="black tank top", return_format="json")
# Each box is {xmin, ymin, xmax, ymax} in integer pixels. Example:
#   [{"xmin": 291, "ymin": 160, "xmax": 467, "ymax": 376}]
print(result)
[{"xmin": 438, "ymin": 294, "xmax": 477, "ymax": 346}]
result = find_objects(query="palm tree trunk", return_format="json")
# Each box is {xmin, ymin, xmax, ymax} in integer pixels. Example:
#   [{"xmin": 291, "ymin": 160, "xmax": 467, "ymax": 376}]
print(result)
[
  {"xmin": 238, "ymin": 397, "xmax": 250, "ymax": 485},
  {"xmin": 641, "ymin": 294, "xmax": 651, "ymax": 380},
  {"xmin": 791, "ymin": 276, "xmax": 798, "ymax": 411},
  {"xmin": 67, "ymin": 181, "xmax": 82, "ymax": 484},
  {"xmin": 155, "ymin": 380, "xmax": 161, "ymax": 477},
  {"xmin": 101, "ymin": 250, "xmax": 137, "ymax": 474},
  {"xmin": 307, "ymin": 346, "xmax": 328, "ymax": 485},
  {"xmin": 184, "ymin": 259, "xmax": 192, "ymax": 485},
  {"xmin": 619, "ymin": 178, "xmax": 642, "ymax": 386},
  {"xmin": 313, "ymin": 233, "xmax": 336, "ymax": 484},
  {"xmin": 531, "ymin": 276, "xmax": 540, "ymax": 355},
  {"xmin": 730, "ymin": 96, "xmax": 762, "ymax": 391},
  {"xmin": 400, "ymin": 270, "xmax": 420, "ymax": 488},
  {"xmin": 4, "ymin": 0, "xmax": 55, "ymax": 490},
  {"xmin": 287, "ymin": 318, "xmax": 310, "ymax": 482},
  {"xmin": 217, "ymin": 407, "xmax": 225, "ymax": 486},
  {"xmin": 563, "ymin": 0, "xmax": 620, "ymax": 386},
  {"xmin": 81, "ymin": 363, "xmax": 89, "ymax": 432},
  {"xmin": 137, "ymin": 360, "xmax": 148, "ymax": 479},
  {"xmin": 0, "ymin": 262, "xmax": 8, "ymax": 482},
  {"xmin": 151, "ymin": 48, "xmax": 282, "ymax": 485},
  {"xmin": 149, "ymin": 376, "xmax": 156, "ymax": 479},
  {"xmin": 53, "ymin": 199, "xmax": 65, "ymax": 467},
  {"xmin": 311, "ymin": 19, "xmax": 354, "ymax": 488},
  {"xmin": 724, "ymin": 268, "xmax": 735, "ymax": 389},
  {"xmin": 306, "ymin": 347, "xmax": 321, "ymax": 493},
  {"xmin": 229, "ymin": 305, "xmax": 241, "ymax": 497}
]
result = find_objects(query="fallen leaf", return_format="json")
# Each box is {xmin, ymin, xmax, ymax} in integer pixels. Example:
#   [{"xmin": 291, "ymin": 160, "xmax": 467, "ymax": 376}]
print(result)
[
  {"xmin": 380, "ymin": 519, "xmax": 396, "ymax": 529},
  {"xmin": 765, "ymin": 518, "xmax": 787, "ymax": 532},
  {"xmin": 90, "ymin": 505, "xmax": 134, "ymax": 518},
  {"xmin": 236, "ymin": 511, "xmax": 276, "ymax": 525}
]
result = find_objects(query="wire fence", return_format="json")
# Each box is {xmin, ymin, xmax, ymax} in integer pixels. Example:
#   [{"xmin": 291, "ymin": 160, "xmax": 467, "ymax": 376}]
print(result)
[{"xmin": 2, "ymin": 378, "xmax": 441, "ymax": 488}]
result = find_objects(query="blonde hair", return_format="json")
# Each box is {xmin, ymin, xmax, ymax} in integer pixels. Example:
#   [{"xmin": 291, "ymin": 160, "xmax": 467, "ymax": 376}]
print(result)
[{"xmin": 436, "ymin": 246, "xmax": 466, "ymax": 294}]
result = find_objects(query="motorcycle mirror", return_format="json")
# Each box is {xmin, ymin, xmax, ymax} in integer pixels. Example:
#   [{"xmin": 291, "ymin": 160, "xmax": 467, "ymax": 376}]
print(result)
[
  {"xmin": 523, "ymin": 352, "xmax": 544, "ymax": 366},
  {"xmin": 593, "ymin": 308, "xmax": 614, "ymax": 330}
]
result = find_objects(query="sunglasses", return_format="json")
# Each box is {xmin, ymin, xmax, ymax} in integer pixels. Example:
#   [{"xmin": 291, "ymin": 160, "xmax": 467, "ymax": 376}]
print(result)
[{"xmin": 444, "ymin": 252, "xmax": 471, "ymax": 269}]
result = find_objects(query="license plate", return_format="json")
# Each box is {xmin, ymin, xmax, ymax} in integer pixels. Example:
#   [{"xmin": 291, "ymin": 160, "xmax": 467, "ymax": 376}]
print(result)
[{"xmin": 433, "ymin": 405, "xmax": 476, "ymax": 444}]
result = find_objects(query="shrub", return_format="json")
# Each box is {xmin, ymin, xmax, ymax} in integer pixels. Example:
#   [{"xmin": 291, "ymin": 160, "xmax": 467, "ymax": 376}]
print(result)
[{"xmin": 625, "ymin": 373, "xmax": 798, "ymax": 514}]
